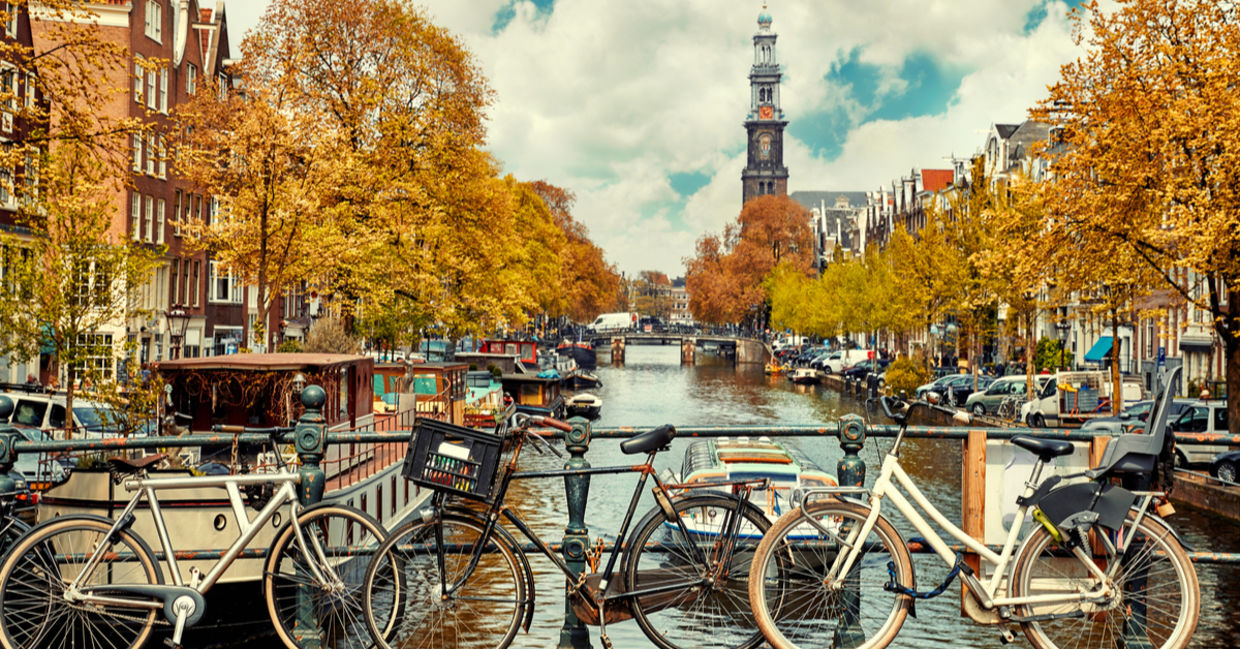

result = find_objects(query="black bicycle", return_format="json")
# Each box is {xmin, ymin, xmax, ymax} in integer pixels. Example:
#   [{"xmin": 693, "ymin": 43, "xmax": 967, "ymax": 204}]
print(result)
[{"xmin": 361, "ymin": 413, "xmax": 772, "ymax": 649}]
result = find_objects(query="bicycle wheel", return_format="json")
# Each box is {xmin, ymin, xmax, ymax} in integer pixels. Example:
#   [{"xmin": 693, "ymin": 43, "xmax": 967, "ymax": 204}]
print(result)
[
  {"xmin": 624, "ymin": 493, "xmax": 771, "ymax": 649},
  {"xmin": 362, "ymin": 511, "xmax": 526, "ymax": 649},
  {"xmin": 1011, "ymin": 512, "xmax": 1199, "ymax": 649},
  {"xmin": 265, "ymin": 504, "xmax": 391, "ymax": 649},
  {"xmin": 747, "ymin": 499, "xmax": 913, "ymax": 649},
  {"xmin": 0, "ymin": 516, "xmax": 162, "ymax": 649}
]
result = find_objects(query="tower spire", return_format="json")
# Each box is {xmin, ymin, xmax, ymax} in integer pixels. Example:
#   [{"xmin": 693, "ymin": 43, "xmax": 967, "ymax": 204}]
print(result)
[{"xmin": 742, "ymin": 2, "xmax": 788, "ymax": 204}]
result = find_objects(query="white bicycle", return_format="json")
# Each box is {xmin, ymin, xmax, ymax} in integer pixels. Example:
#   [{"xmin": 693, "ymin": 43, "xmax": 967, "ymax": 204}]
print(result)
[{"xmin": 747, "ymin": 367, "xmax": 1199, "ymax": 649}]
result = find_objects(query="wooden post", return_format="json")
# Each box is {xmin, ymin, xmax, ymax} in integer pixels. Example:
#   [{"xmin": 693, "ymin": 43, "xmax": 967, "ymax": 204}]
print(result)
[
  {"xmin": 681, "ymin": 338, "xmax": 695, "ymax": 365},
  {"xmin": 961, "ymin": 428, "xmax": 986, "ymax": 617}
]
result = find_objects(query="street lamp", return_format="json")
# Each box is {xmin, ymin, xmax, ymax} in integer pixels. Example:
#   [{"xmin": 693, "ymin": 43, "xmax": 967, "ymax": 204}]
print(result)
[
  {"xmin": 1055, "ymin": 318, "xmax": 1071, "ymax": 370},
  {"xmin": 165, "ymin": 305, "xmax": 191, "ymax": 360}
]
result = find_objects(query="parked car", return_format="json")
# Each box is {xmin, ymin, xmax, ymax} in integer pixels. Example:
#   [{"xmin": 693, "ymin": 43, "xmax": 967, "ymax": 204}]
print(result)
[
  {"xmin": 1080, "ymin": 398, "xmax": 1198, "ymax": 433},
  {"xmin": 8, "ymin": 424, "xmax": 69, "ymax": 487},
  {"xmin": 1212, "ymin": 449, "xmax": 1240, "ymax": 484},
  {"xmin": 1, "ymin": 392, "xmax": 148, "ymax": 439},
  {"xmin": 839, "ymin": 358, "xmax": 892, "ymax": 382},
  {"xmin": 822, "ymin": 349, "xmax": 874, "ymax": 374},
  {"xmin": 921, "ymin": 374, "xmax": 994, "ymax": 407},
  {"xmin": 1169, "ymin": 400, "xmax": 1232, "ymax": 466},
  {"xmin": 963, "ymin": 375, "xmax": 1044, "ymax": 415}
]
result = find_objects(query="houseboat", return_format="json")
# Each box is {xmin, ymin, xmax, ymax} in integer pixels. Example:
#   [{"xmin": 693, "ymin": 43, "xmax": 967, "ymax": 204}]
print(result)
[
  {"xmin": 500, "ymin": 372, "xmax": 564, "ymax": 418},
  {"xmin": 674, "ymin": 437, "xmax": 836, "ymax": 537},
  {"xmin": 37, "ymin": 354, "xmax": 429, "ymax": 587}
]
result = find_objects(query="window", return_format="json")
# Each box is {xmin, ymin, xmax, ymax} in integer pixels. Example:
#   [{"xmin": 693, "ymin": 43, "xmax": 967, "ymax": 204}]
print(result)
[
  {"xmin": 131, "ymin": 194, "xmax": 140, "ymax": 240},
  {"xmin": 159, "ymin": 68, "xmax": 167, "ymax": 113},
  {"xmin": 217, "ymin": 73, "xmax": 227, "ymax": 100},
  {"xmin": 0, "ymin": 64, "xmax": 15, "ymax": 112},
  {"xmin": 75, "ymin": 333, "xmax": 115, "ymax": 381},
  {"xmin": 170, "ymin": 258, "xmax": 179, "ymax": 305},
  {"xmin": 146, "ymin": 66, "xmax": 156, "ymax": 110},
  {"xmin": 209, "ymin": 261, "xmax": 241, "ymax": 304},
  {"xmin": 186, "ymin": 64, "xmax": 196, "ymax": 95},
  {"xmin": 133, "ymin": 58, "xmax": 143, "ymax": 103},
  {"xmin": 144, "ymin": 195, "xmax": 153, "ymax": 242},
  {"xmin": 144, "ymin": 0, "xmax": 161, "ymax": 41},
  {"xmin": 156, "ymin": 134, "xmax": 165, "ymax": 178},
  {"xmin": 191, "ymin": 260, "xmax": 199, "ymax": 307},
  {"xmin": 0, "ymin": 167, "xmax": 12, "ymax": 208},
  {"xmin": 4, "ymin": 3, "xmax": 15, "ymax": 38},
  {"xmin": 173, "ymin": 189, "xmax": 182, "ymax": 236},
  {"xmin": 156, "ymin": 198, "xmax": 165, "ymax": 244},
  {"xmin": 21, "ymin": 149, "xmax": 37, "ymax": 205},
  {"xmin": 132, "ymin": 132, "xmax": 142, "ymax": 171},
  {"xmin": 146, "ymin": 132, "xmax": 156, "ymax": 175},
  {"xmin": 24, "ymin": 71, "xmax": 34, "ymax": 108}
]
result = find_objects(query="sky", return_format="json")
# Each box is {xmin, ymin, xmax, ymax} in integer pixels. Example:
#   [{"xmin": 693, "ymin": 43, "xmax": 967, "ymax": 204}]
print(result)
[{"xmin": 225, "ymin": 0, "xmax": 1091, "ymax": 279}]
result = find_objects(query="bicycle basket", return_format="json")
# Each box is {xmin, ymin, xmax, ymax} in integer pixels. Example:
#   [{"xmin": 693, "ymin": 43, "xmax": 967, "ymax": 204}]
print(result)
[{"xmin": 403, "ymin": 418, "xmax": 503, "ymax": 503}]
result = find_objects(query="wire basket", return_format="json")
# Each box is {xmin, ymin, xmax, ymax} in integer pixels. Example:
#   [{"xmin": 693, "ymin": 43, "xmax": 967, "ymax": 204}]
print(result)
[{"xmin": 402, "ymin": 418, "xmax": 503, "ymax": 503}]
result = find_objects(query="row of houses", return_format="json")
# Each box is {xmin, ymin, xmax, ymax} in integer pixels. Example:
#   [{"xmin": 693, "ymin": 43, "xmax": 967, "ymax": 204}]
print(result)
[
  {"xmin": 790, "ymin": 120, "xmax": 1225, "ymax": 396},
  {"xmin": 0, "ymin": 1, "xmax": 308, "ymax": 386}
]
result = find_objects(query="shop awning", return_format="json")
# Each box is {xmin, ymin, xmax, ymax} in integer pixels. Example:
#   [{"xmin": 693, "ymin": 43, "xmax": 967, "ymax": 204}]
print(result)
[
  {"xmin": 1083, "ymin": 336, "xmax": 1113, "ymax": 363},
  {"xmin": 1179, "ymin": 335, "xmax": 1214, "ymax": 353}
]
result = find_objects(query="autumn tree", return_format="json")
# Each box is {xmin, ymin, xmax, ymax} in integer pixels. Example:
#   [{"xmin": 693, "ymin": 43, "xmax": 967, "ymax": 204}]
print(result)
[
  {"xmin": 1033, "ymin": 0, "xmax": 1240, "ymax": 427},
  {"xmin": 885, "ymin": 209, "xmax": 964, "ymax": 369},
  {"xmin": 631, "ymin": 270, "xmax": 672, "ymax": 319},
  {"xmin": 530, "ymin": 181, "xmax": 623, "ymax": 323}
]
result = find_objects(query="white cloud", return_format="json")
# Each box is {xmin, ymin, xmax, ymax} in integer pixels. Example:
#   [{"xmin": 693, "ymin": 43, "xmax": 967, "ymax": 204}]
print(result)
[{"xmin": 228, "ymin": 0, "xmax": 1087, "ymax": 278}]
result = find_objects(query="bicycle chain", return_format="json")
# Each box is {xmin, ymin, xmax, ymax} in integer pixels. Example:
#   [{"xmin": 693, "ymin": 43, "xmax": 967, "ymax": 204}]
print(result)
[{"xmin": 66, "ymin": 601, "xmax": 169, "ymax": 626}]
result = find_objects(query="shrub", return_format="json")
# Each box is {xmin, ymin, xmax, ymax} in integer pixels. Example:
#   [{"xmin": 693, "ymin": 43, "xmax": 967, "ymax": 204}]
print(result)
[
  {"xmin": 885, "ymin": 357, "xmax": 928, "ymax": 398},
  {"xmin": 277, "ymin": 339, "xmax": 303, "ymax": 353}
]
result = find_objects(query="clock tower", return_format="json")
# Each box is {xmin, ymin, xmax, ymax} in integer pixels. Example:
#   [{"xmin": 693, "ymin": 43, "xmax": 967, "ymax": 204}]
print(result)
[{"xmin": 742, "ymin": 3, "xmax": 788, "ymax": 204}]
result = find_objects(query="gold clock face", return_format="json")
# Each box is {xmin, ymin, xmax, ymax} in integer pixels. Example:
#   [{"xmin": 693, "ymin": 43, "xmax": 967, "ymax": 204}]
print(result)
[
  {"xmin": 759, "ymin": 133, "xmax": 772, "ymax": 159},
  {"xmin": 759, "ymin": 105, "xmax": 774, "ymax": 119}
]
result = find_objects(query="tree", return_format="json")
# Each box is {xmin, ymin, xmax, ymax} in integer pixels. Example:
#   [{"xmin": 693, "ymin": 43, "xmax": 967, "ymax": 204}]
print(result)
[
  {"xmin": 1032, "ymin": 0, "xmax": 1240, "ymax": 427},
  {"xmin": 631, "ymin": 270, "xmax": 672, "ymax": 319},
  {"xmin": 885, "ymin": 209, "xmax": 963, "ymax": 369},
  {"xmin": 530, "ymin": 181, "xmax": 623, "ymax": 323},
  {"xmin": 0, "ymin": 145, "xmax": 161, "ymax": 432}
]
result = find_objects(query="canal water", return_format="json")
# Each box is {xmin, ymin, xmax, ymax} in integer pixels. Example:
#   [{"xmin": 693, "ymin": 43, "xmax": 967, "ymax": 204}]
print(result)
[{"xmin": 502, "ymin": 344, "xmax": 1240, "ymax": 648}]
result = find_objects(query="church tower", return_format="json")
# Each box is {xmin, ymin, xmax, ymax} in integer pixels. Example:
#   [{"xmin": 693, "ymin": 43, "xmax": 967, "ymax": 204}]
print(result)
[{"xmin": 741, "ymin": 3, "xmax": 788, "ymax": 204}]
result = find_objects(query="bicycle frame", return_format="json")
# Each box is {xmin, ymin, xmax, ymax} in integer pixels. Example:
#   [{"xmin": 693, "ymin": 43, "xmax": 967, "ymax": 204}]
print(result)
[
  {"xmin": 824, "ymin": 448, "xmax": 1156, "ymax": 611},
  {"xmin": 67, "ymin": 465, "xmax": 334, "ymax": 604}
]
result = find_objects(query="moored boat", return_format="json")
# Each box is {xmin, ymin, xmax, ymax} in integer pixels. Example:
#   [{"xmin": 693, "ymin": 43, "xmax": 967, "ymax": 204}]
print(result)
[
  {"xmin": 789, "ymin": 367, "xmax": 822, "ymax": 385},
  {"xmin": 564, "ymin": 392, "xmax": 602, "ymax": 419},
  {"xmin": 672, "ymin": 436, "xmax": 836, "ymax": 537}
]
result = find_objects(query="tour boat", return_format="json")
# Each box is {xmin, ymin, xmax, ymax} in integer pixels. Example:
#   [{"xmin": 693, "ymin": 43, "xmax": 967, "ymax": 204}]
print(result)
[{"xmin": 672, "ymin": 437, "xmax": 836, "ymax": 537}]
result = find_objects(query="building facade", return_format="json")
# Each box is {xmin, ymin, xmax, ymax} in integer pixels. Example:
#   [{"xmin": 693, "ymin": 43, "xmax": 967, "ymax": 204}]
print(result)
[{"xmin": 741, "ymin": 5, "xmax": 788, "ymax": 204}]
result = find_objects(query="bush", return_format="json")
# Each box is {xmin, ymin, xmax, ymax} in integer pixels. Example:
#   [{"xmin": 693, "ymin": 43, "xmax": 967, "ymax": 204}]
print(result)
[
  {"xmin": 885, "ymin": 357, "xmax": 928, "ymax": 398},
  {"xmin": 277, "ymin": 339, "xmax": 303, "ymax": 353}
]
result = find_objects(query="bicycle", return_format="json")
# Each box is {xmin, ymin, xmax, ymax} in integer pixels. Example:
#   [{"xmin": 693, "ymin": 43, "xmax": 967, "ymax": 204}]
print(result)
[
  {"xmin": 0, "ymin": 421, "xmax": 393, "ymax": 649},
  {"xmin": 996, "ymin": 392, "xmax": 1028, "ymax": 421},
  {"xmin": 361, "ymin": 413, "xmax": 772, "ymax": 649},
  {"xmin": 747, "ymin": 366, "xmax": 1199, "ymax": 649}
]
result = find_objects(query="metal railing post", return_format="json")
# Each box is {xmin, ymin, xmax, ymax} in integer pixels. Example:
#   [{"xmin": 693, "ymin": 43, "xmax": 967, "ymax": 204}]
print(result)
[
  {"xmin": 0, "ymin": 396, "xmax": 18, "ymax": 494},
  {"xmin": 292, "ymin": 385, "xmax": 326, "ymax": 648},
  {"xmin": 559, "ymin": 415, "xmax": 593, "ymax": 649},
  {"xmin": 835, "ymin": 413, "xmax": 867, "ymax": 648},
  {"xmin": 295, "ymin": 385, "xmax": 327, "ymax": 506}
]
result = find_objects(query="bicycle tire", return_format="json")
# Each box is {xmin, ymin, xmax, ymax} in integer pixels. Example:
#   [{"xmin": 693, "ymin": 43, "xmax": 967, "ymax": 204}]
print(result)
[
  {"xmin": 624, "ymin": 493, "xmax": 771, "ymax": 649},
  {"xmin": 0, "ymin": 515, "xmax": 162, "ymax": 649},
  {"xmin": 1011, "ymin": 511, "xmax": 1199, "ymax": 649},
  {"xmin": 264, "ymin": 503, "xmax": 391, "ymax": 649},
  {"xmin": 747, "ymin": 499, "xmax": 913, "ymax": 649},
  {"xmin": 362, "ymin": 511, "xmax": 526, "ymax": 649}
]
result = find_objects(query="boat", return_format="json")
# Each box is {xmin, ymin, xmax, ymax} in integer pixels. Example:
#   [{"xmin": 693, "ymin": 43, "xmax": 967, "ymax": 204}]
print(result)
[
  {"xmin": 500, "ymin": 372, "xmax": 565, "ymax": 418},
  {"xmin": 463, "ymin": 370, "xmax": 506, "ymax": 429},
  {"xmin": 789, "ymin": 367, "xmax": 822, "ymax": 385},
  {"xmin": 562, "ymin": 368, "xmax": 603, "ymax": 390},
  {"xmin": 673, "ymin": 436, "xmax": 836, "ymax": 537},
  {"xmin": 565, "ymin": 393, "xmax": 602, "ymax": 419},
  {"xmin": 556, "ymin": 339, "xmax": 598, "ymax": 369},
  {"xmin": 764, "ymin": 362, "xmax": 789, "ymax": 375}
]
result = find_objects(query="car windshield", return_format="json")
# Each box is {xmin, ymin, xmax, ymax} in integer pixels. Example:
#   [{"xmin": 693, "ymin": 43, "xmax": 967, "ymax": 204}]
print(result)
[{"xmin": 74, "ymin": 406, "xmax": 121, "ymax": 432}]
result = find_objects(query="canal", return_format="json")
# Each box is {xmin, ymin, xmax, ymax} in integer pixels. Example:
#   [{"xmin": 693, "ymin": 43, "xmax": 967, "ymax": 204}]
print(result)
[{"xmin": 503, "ymin": 345, "xmax": 1240, "ymax": 648}]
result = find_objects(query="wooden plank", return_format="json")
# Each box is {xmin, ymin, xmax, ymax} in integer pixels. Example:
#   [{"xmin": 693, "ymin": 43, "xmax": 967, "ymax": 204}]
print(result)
[{"xmin": 961, "ymin": 428, "xmax": 986, "ymax": 617}]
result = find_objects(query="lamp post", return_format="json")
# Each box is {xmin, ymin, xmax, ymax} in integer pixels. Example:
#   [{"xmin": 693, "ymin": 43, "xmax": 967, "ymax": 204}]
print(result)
[
  {"xmin": 165, "ymin": 305, "xmax": 191, "ymax": 360},
  {"xmin": 1055, "ymin": 318, "xmax": 1071, "ymax": 371}
]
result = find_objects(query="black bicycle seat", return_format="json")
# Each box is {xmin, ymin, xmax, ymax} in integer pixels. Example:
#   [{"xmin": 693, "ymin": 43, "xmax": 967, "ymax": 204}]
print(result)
[
  {"xmin": 620, "ymin": 424, "xmax": 676, "ymax": 454},
  {"xmin": 1010, "ymin": 435, "xmax": 1074, "ymax": 462},
  {"xmin": 107, "ymin": 453, "xmax": 168, "ymax": 476}
]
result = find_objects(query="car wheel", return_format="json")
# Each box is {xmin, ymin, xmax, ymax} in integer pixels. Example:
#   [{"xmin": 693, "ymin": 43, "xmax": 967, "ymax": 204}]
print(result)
[
  {"xmin": 1030, "ymin": 414, "xmax": 1045, "ymax": 428},
  {"xmin": 1216, "ymin": 461, "xmax": 1237, "ymax": 484},
  {"xmin": 971, "ymin": 403, "xmax": 985, "ymax": 416}
]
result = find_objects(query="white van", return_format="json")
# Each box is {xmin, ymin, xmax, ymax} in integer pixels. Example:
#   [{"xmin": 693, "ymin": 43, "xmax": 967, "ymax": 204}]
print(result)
[
  {"xmin": 1025, "ymin": 370, "xmax": 1144, "ymax": 428},
  {"xmin": 587, "ymin": 312, "xmax": 638, "ymax": 334},
  {"xmin": 822, "ymin": 349, "xmax": 874, "ymax": 374}
]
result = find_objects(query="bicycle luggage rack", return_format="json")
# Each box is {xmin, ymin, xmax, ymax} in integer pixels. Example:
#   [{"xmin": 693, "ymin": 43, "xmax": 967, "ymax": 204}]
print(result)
[{"xmin": 402, "ymin": 418, "xmax": 503, "ymax": 503}]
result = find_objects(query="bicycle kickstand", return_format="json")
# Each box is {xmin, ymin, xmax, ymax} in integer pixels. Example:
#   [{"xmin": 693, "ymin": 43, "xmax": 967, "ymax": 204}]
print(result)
[{"xmin": 597, "ymin": 601, "xmax": 613, "ymax": 649}]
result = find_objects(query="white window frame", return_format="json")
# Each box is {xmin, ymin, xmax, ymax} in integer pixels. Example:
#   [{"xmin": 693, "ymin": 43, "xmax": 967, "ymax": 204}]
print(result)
[
  {"xmin": 217, "ymin": 73, "xmax": 227, "ymax": 101},
  {"xmin": 24, "ymin": 71, "xmax": 34, "ymax": 108},
  {"xmin": 208, "ymin": 261, "xmax": 243, "ymax": 304},
  {"xmin": 132, "ymin": 133, "xmax": 142, "ymax": 172},
  {"xmin": 0, "ymin": 63, "xmax": 16, "ymax": 112},
  {"xmin": 186, "ymin": 64, "xmax": 196, "ymax": 95},
  {"xmin": 133, "ymin": 57, "xmax": 143, "ymax": 103},
  {"xmin": 3, "ymin": 3, "xmax": 14, "ymax": 39},
  {"xmin": 173, "ymin": 189, "xmax": 182, "ymax": 236},
  {"xmin": 159, "ymin": 67, "xmax": 167, "ymax": 113},
  {"xmin": 144, "ymin": 195, "xmax": 153, "ymax": 243},
  {"xmin": 131, "ymin": 194, "xmax": 141, "ymax": 241},
  {"xmin": 156, "ymin": 198, "xmax": 165, "ymax": 244},
  {"xmin": 156, "ymin": 134, "xmax": 165, "ymax": 178},
  {"xmin": 0, "ymin": 167, "xmax": 13, "ymax": 209},
  {"xmin": 145, "ymin": 0, "xmax": 161, "ymax": 42},
  {"xmin": 146, "ymin": 67, "xmax": 156, "ymax": 110},
  {"xmin": 145, "ymin": 132, "xmax": 155, "ymax": 175}
]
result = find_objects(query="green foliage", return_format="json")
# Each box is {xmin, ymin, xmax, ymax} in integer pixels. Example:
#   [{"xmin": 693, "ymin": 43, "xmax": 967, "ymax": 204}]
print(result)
[
  {"xmin": 884, "ymin": 357, "xmax": 928, "ymax": 398},
  {"xmin": 1034, "ymin": 337, "xmax": 1071, "ymax": 372},
  {"xmin": 277, "ymin": 339, "xmax": 304, "ymax": 353}
]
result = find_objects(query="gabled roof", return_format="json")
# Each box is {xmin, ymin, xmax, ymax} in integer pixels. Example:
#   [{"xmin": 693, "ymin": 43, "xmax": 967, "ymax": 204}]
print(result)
[
  {"xmin": 920, "ymin": 169, "xmax": 954, "ymax": 193},
  {"xmin": 789, "ymin": 191, "xmax": 869, "ymax": 212},
  {"xmin": 995, "ymin": 123, "xmax": 1021, "ymax": 139}
]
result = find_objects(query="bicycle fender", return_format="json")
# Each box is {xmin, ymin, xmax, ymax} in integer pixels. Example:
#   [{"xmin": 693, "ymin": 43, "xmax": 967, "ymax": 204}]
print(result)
[{"xmin": 1137, "ymin": 510, "xmax": 1194, "ymax": 551}]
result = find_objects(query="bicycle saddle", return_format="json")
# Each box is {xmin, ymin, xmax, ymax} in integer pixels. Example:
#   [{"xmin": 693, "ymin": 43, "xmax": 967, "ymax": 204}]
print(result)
[
  {"xmin": 1009, "ymin": 435, "xmax": 1074, "ymax": 462},
  {"xmin": 620, "ymin": 424, "xmax": 676, "ymax": 454},
  {"xmin": 107, "ymin": 453, "xmax": 168, "ymax": 476}
]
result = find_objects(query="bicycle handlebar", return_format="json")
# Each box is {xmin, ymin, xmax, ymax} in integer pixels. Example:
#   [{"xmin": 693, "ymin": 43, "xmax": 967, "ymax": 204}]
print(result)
[{"xmin": 533, "ymin": 416, "xmax": 573, "ymax": 432}]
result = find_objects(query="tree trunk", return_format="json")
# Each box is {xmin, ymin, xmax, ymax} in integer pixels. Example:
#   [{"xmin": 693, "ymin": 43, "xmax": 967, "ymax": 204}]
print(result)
[{"xmin": 1111, "ymin": 309, "xmax": 1122, "ymax": 415}]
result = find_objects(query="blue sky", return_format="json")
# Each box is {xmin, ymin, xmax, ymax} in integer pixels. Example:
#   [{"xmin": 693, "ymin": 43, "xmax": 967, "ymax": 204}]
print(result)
[{"xmin": 230, "ymin": 1, "xmax": 1091, "ymax": 277}]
